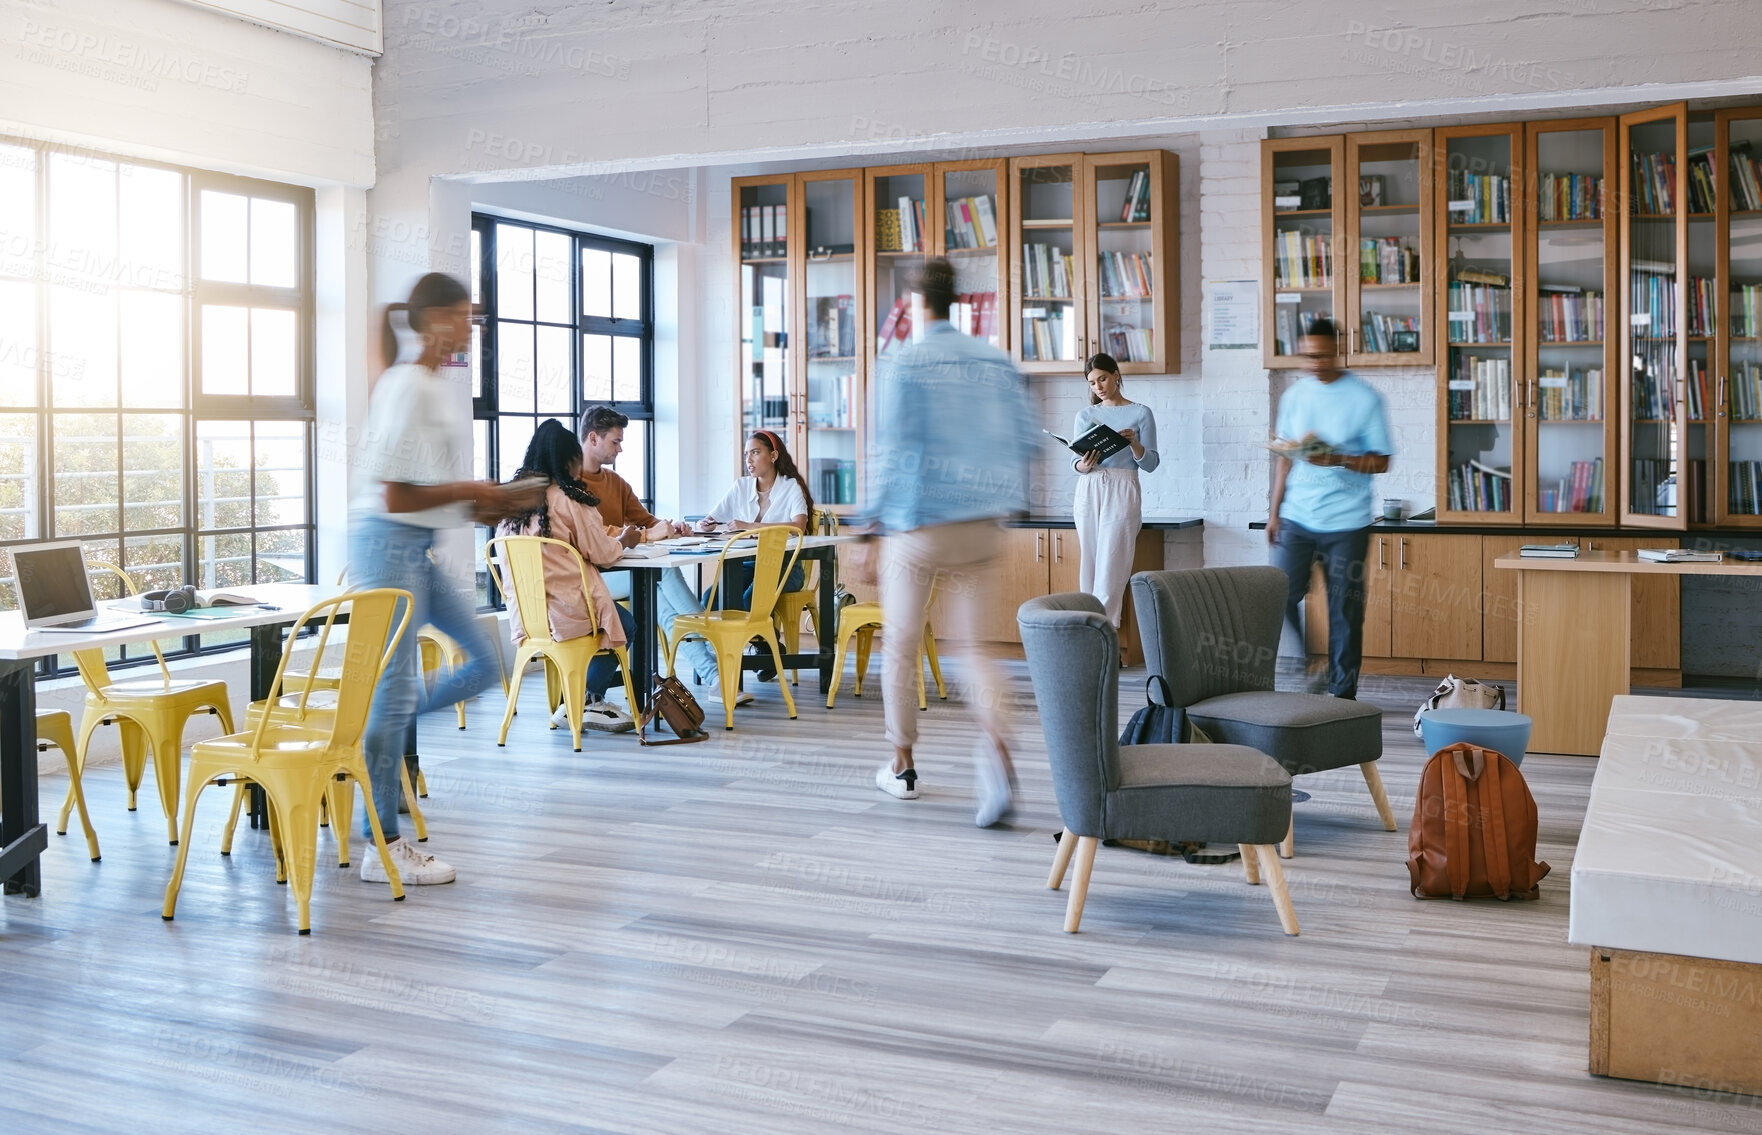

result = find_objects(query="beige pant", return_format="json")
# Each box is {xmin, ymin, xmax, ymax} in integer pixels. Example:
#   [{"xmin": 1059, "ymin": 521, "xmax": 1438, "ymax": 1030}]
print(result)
[
  {"xmin": 880, "ymin": 518, "xmax": 1010, "ymax": 752},
  {"xmin": 1075, "ymin": 466, "xmax": 1141, "ymax": 627}
]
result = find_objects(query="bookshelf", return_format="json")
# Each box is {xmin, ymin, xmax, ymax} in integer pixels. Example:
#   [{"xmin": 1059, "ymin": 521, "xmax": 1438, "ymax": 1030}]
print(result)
[
  {"xmin": 1715, "ymin": 106, "xmax": 1762, "ymax": 527},
  {"xmin": 865, "ymin": 164, "xmax": 932, "ymax": 371},
  {"xmin": 1523, "ymin": 117, "xmax": 1618, "ymax": 525},
  {"xmin": 1345, "ymin": 130, "xmax": 1434, "ymax": 367},
  {"xmin": 1262, "ymin": 136, "xmax": 1343, "ymax": 369},
  {"xmin": 1436, "ymin": 123, "xmax": 1526, "ymax": 523},
  {"xmin": 800, "ymin": 169, "xmax": 864, "ymax": 510},
  {"xmin": 929, "ymin": 159, "xmax": 1008, "ymax": 353},
  {"xmin": 734, "ymin": 176, "xmax": 793, "ymax": 479},
  {"xmin": 1010, "ymin": 154, "xmax": 1087, "ymax": 373},
  {"xmin": 1085, "ymin": 150, "xmax": 1180, "ymax": 374}
]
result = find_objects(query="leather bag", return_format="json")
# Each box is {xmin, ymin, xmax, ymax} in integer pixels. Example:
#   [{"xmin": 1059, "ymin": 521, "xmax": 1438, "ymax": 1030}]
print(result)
[
  {"xmin": 637, "ymin": 675, "xmax": 708, "ymax": 746},
  {"xmin": 1406, "ymin": 742, "xmax": 1549, "ymax": 901},
  {"xmin": 1412, "ymin": 674, "xmax": 1506, "ymax": 737}
]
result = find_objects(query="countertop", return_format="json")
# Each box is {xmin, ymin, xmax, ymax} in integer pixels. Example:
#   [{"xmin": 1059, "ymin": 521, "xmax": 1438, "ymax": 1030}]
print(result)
[
  {"xmin": 1012, "ymin": 516, "xmax": 1203, "ymax": 530},
  {"xmin": 1247, "ymin": 518, "xmax": 1762, "ymax": 538}
]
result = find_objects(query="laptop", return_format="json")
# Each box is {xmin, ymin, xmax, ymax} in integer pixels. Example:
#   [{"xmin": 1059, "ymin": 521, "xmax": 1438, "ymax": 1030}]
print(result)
[{"xmin": 10, "ymin": 540, "xmax": 164, "ymax": 633}]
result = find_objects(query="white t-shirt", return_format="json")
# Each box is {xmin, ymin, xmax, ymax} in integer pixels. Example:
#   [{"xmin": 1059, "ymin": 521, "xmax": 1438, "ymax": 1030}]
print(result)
[
  {"xmin": 349, "ymin": 363, "xmax": 473, "ymax": 528},
  {"xmin": 706, "ymin": 475, "xmax": 808, "ymax": 527}
]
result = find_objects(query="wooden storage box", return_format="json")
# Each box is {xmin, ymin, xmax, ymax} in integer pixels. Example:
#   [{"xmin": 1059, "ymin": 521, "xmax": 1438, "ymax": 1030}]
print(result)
[{"xmin": 1590, "ymin": 947, "xmax": 1762, "ymax": 1097}]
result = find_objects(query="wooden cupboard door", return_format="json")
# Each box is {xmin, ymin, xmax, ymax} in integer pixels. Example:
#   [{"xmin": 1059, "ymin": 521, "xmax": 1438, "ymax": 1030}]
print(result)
[
  {"xmin": 1481, "ymin": 535, "xmax": 1529, "ymax": 664},
  {"xmin": 1389, "ymin": 533, "xmax": 1481, "ymax": 660},
  {"xmin": 978, "ymin": 527, "xmax": 1052, "ymax": 644},
  {"xmin": 1581, "ymin": 536, "xmax": 1681, "ymax": 669},
  {"xmin": 1048, "ymin": 528, "xmax": 1082, "ymax": 594},
  {"xmin": 1303, "ymin": 538, "xmax": 1394, "ymax": 658}
]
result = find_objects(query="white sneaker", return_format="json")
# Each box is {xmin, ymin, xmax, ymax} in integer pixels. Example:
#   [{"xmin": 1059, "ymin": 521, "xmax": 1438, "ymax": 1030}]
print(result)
[
  {"xmin": 875, "ymin": 763, "xmax": 920, "ymax": 800},
  {"xmin": 549, "ymin": 702, "xmax": 571, "ymax": 727},
  {"xmin": 707, "ymin": 685, "xmax": 754, "ymax": 707},
  {"xmin": 582, "ymin": 699, "xmax": 635, "ymax": 733},
  {"xmin": 973, "ymin": 737, "xmax": 1014, "ymax": 828},
  {"xmin": 360, "ymin": 838, "xmax": 456, "ymax": 885}
]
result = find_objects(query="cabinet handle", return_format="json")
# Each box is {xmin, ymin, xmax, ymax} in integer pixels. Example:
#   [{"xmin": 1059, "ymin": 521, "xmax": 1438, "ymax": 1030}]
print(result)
[
  {"xmin": 1036, "ymin": 532, "xmax": 1045, "ymax": 563},
  {"xmin": 1377, "ymin": 537, "xmax": 1385, "ymax": 569},
  {"xmin": 1526, "ymin": 377, "xmax": 1537, "ymax": 419},
  {"xmin": 1398, "ymin": 537, "xmax": 1407, "ymax": 571},
  {"xmin": 1055, "ymin": 532, "xmax": 1063, "ymax": 562},
  {"xmin": 1718, "ymin": 374, "xmax": 1728, "ymax": 420},
  {"xmin": 1584, "ymin": 540, "xmax": 1594, "ymax": 552}
]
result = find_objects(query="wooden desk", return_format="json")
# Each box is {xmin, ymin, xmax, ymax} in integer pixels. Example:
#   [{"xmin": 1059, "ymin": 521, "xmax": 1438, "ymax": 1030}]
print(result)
[{"xmin": 1493, "ymin": 552, "xmax": 1762, "ymax": 755}]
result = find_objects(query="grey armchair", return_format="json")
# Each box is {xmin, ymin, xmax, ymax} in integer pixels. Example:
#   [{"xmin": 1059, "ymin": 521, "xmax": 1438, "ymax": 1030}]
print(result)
[
  {"xmin": 1130, "ymin": 566, "xmax": 1396, "ymax": 856},
  {"xmin": 1018, "ymin": 594, "xmax": 1299, "ymax": 936}
]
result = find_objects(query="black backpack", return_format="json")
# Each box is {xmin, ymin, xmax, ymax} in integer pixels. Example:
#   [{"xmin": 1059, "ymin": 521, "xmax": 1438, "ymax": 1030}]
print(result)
[{"xmin": 1119, "ymin": 675, "xmax": 1192, "ymax": 746}]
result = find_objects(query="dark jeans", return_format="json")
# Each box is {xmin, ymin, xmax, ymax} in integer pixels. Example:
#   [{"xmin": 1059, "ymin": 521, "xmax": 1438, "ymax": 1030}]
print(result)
[
  {"xmin": 587, "ymin": 604, "xmax": 639, "ymax": 700},
  {"xmin": 1274, "ymin": 520, "xmax": 1372, "ymax": 699}
]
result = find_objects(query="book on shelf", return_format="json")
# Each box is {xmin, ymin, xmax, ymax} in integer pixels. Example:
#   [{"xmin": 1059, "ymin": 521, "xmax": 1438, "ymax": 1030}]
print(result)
[
  {"xmin": 1299, "ymin": 176, "xmax": 1331, "ymax": 210},
  {"xmin": 875, "ymin": 295, "xmax": 914, "ymax": 354},
  {"xmin": 1103, "ymin": 325, "xmax": 1154, "ymax": 363},
  {"xmin": 1735, "ymin": 283, "xmax": 1762, "ymax": 339},
  {"xmin": 944, "ymin": 194, "xmax": 998, "ymax": 250},
  {"xmin": 1537, "ymin": 288, "xmax": 1604, "ymax": 342},
  {"xmin": 1537, "ymin": 171, "xmax": 1604, "ymax": 221},
  {"xmin": 1273, "ymin": 230, "xmax": 1332, "ymax": 288},
  {"xmin": 1022, "ymin": 243, "xmax": 1076, "ymax": 299},
  {"xmin": 1448, "ymin": 459, "xmax": 1513, "ymax": 513},
  {"xmin": 1731, "ymin": 460, "xmax": 1762, "ymax": 516},
  {"xmin": 948, "ymin": 291, "xmax": 998, "ymax": 341},
  {"xmin": 1688, "ymin": 148, "xmax": 1716, "ymax": 214},
  {"xmin": 1447, "ymin": 277, "xmax": 1512, "ymax": 344},
  {"xmin": 1537, "ymin": 364, "xmax": 1604, "ymax": 421},
  {"xmin": 1637, "ymin": 548, "xmax": 1722, "ymax": 563},
  {"xmin": 1446, "ymin": 169, "xmax": 1509, "ymax": 223},
  {"xmin": 875, "ymin": 207, "xmax": 903, "ymax": 253},
  {"xmin": 1448, "ymin": 353, "xmax": 1511, "ymax": 420},
  {"xmin": 1733, "ymin": 144, "xmax": 1762, "ymax": 211},
  {"xmin": 1021, "ymin": 306, "xmax": 1076, "ymax": 361},
  {"xmin": 1358, "ymin": 237, "xmax": 1420, "ymax": 284},
  {"xmin": 809, "ymin": 294, "xmax": 856, "ymax": 359},
  {"xmin": 1098, "ymin": 251, "xmax": 1153, "ymax": 298},
  {"xmin": 1273, "ymin": 308, "xmax": 1333, "ymax": 357},
  {"xmin": 1360, "ymin": 311, "xmax": 1419, "ymax": 353},
  {"xmin": 1732, "ymin": 361, "xmax": 1762, "ymax": 421},
  {"xmin": 1630, "ymin": 150, "xmax": 1680, "ymax": 215},
  {"xmin": 1519, "ymin": 543, "xmax": 1579, "ymax": 558},
  {"xmin": 1540, "ymin": 458, "xmax": 1604, "ymax": 514}
]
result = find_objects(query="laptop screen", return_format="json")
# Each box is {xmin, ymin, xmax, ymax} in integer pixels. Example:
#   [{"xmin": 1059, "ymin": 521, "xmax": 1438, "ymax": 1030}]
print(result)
[{"xmin": 13, "ymin": 543, "xmax": 96, "ymax": 623}]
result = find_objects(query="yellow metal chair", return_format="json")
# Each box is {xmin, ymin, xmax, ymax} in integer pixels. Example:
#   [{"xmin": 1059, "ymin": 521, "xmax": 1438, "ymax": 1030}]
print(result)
[
  {"xmin": 61, "ymin": 562, "xmax": 235, "ymax": 845},
  {"xmin": 162, "ymin": 588, "xmax": 413, "ymax": 934},
  {"xmin": 34, "ymin": 710, "xmax": 100, "ymax": 861},
  {"xmin": 823, "ymin": 578, "xmax": 948, "ymax": 711},
  {"xmin": 662, "ymin": 526, "xmax": 803, "ymax": 730},
  {"xmin": 773, "ymin": 510, "xmax": 837, "ymax": 685},
  {"xmin": 486, "ymin": 535, "xmax": 639, "ymax": 753}
]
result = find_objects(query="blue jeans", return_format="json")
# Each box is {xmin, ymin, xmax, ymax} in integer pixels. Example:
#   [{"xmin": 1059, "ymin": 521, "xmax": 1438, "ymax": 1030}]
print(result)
[
  {"xmin": 587, "ymin": 604, "xmax": 637, "ymax": 701},
  {"xmin": 1274, "ymin": 520, "xmax": 1371, "ymax": 699},
  {"xmin": 349, "ymin": 516, "xmax": 503, "ymax": 840},
  {"xmin": 656, "ymin": 564, "xmax": 806, "ymax": 684}
]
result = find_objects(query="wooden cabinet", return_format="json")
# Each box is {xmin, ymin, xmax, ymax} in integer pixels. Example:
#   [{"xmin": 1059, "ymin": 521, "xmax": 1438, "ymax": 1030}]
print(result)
[
  {"xmin": 961, "ymin": 527, "xmax": 1162, "ymax": 659},
  {"xmin": 1388, "ymin": 533, "xmax": 1483, "ymax": 659},
  {"xmin": 1578, "ymin": 536, "xmax": 1681, "ymax": 670},
  {"xmin": 1712, "ymin": 107, "xmax": 1762, "ymax": 528},
  {"xmin": 1481, "ymin": 534, "xmax": 1527, "ymax": 663},
  {"xmin": 1263, "ymin": 136, "xmax": 1344, "ymax": 369},
  {"xmin": 1084, "ymin": 150, "xmax": 1180, "ymax": 373}
]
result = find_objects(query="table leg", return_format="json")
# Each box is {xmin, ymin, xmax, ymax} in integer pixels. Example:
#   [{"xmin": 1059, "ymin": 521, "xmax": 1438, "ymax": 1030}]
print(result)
[
  {"xmin": 1517, "ymin": 569, "xmax": 1632, "ymax": 756},
  {"xmin": 817, "ymin": 546, "xmax": 838, "ymax": 689},
  {"xmin": 247, "ymin": 621, "xmax": 286, "ymax": 829},
  {"xmin": 0, "ymin": 658, "xmax": 46, "ymax": 897},
  {"xmin": 630, "ymin": 569, "xmax": 656, "ymax": 713}
]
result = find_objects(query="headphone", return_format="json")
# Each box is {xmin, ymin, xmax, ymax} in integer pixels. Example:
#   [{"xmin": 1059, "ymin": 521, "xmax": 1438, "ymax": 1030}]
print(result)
[{"xmin": 141, "ymin": 585, "xmax": 199, "ymax": 613}]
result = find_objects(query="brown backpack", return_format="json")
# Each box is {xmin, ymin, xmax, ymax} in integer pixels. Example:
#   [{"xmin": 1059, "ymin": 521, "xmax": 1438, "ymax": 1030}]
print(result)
[{"xmin": 1406, "ymin": 743, "xmax": 1549, "ymax": 901}]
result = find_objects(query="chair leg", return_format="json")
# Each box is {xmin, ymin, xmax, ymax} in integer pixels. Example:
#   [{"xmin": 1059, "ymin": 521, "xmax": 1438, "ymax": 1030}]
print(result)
[
  {"xmin": 353, "ymin": 768, "xmax": 405, "ymax": 903},
  {"xmin": 41, "ymin": 719, "xmax": 100, "ymax": 861},
  {"xmin": 564, "ymin": 656, "xmax": 588, "ymax": 753},
  {"xmin": 416, "ymin": 768, "xmax": 428, "ymax": 798},
  {"xmin": 825, "ymin": 622, "xmax": 856, "ymax": 709},
  {"xmin": 762, "ymin": 632, "xmax": 796, "ymax": 720},
  {"xmin": 853, "ymin": 627, "xmax": 874, "ymax": 697},
  {"xmin": 161, "ymin": 774, "xmax": 208, "ymax": 920},
  {"xmin": 1239, "ymin": 844, "xmax": 1260, "ymax": 885},
  {"xmin": 116, "ymin": 718, "xmax": 146, "ymax": 810},
  {"xmin": 1047, "ymin": 829, "xmax": 1077, "ymax": 890},
  {"xmin": 399, "ymin": 761, "xmax": 427, "ymax": 843},
  {"xmin": 1279, "ymin": 816, "xmax": 1295, "ymax": 860},
  {"xmin": 1253, "ymin": 844, "xmax": 1300, "ymax": 936},
  {"xmin": 1360, "ymin": 761, "xmax": 1397, "ymax": 831},
  {"xmin": 924, "ymin": 630, "xmax": 947, "ymax": 700},
  {"xmin": 280, "ymin": 794, "xmax": 322, "ymax": 935},
  {"xmin": 498, "ymin": 646, "xmax": 533, "ymax": 747},
  {"xmin": 327, "ymin": 779, "xmax": 353, "ymax": 867},
  {"xmin": 220, "ymin": 781, "xmax": 246, "ymax": 855},
  {"xmin": 1062, "ymin": 836, "xmax": 1099, "ymax": 933},
  {"xmin": 147, "ymin": 723, "xmax": 186, "ymax": 845}
]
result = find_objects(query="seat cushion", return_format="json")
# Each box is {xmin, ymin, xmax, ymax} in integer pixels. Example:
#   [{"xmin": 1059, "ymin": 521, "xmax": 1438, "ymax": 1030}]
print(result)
[
  {"xmin": 1106, "ymin": 743, "xmax": 1291, "ymax": 845},
  {"xmin": 1189, "ymin": 691, "xmax": 1382, "ymax": 776}
]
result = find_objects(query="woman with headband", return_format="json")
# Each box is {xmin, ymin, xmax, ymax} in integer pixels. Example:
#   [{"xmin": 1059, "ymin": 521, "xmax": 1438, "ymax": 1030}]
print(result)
[{"xmin": 658, "ymin": 429, "xmax": 813, "ymax": 695}]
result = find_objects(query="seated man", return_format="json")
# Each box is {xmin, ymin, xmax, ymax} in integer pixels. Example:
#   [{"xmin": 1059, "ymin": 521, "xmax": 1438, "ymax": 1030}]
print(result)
[{"xmin": 576, "ymin": 405, "xmax": 688, "ymax": 540}]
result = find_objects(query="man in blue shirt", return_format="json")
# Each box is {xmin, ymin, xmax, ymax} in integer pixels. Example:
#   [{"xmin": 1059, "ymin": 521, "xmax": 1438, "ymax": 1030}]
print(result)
[
  {"xmin": 864, "ymin": 257, "xmax": 1035, "ymax": 825},
  {"xmin": 1267, "ymin": 319, "xmax": 1392, "ymax": 700}
]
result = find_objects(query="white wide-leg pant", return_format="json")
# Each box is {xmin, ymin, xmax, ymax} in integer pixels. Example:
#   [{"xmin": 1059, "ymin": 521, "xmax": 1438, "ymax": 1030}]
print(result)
[{"xmin": 1074, "ymin": 466, "xmax": 1142, "ymax": 627}]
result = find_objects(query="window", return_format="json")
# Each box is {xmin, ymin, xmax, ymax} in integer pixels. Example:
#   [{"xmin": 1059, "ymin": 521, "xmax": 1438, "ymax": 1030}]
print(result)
[
  {"xmin": 0, "ymin": 137, "xmax": 314, "ymax": 669},
  {"xmin": 470, "ymin": 216, "xmax": 653, "ymax": 603}
]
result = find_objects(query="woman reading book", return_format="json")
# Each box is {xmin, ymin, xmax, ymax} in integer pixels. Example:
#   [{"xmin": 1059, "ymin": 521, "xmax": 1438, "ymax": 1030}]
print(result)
[
  {"xmin": 497, "ymin": 419, "xmax": 644, "ymax": 732},
  {"xmin": 1071, "ymin": 352, "xmax": 1160, "ymax": 662}
]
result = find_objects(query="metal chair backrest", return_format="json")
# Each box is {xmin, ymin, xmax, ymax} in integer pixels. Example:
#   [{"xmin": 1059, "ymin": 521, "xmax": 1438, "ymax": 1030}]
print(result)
[
  {"xmin": 483, "ymin": 535, "xmax": 603, "ymax": 647},
  {"xmin": 245, "ymin": 588, "xmax": 412, "ymax": 756},
  {"xmin": 704, "ymin": 526, "xmax": 803, "ymax": 617},
  {"xmin": 72, "ymin": 561, "xmax": 172, "ymax": 690}
]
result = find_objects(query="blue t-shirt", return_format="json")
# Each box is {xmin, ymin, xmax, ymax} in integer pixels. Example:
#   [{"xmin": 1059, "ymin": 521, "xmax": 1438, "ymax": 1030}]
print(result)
[{"xmin": 1274, "ymin": 373, "xmax": 1392, "ymax": 533}]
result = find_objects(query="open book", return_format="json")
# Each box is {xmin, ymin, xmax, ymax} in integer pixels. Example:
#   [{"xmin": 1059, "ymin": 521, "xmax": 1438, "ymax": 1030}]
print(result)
[
  {"xmin": 1045, "ymin": 424, "xmax": 1129, "ymax": 460},
  {"xmin": 1266, "ymin": 434, "xmax": 1339, "ymax": 462}
]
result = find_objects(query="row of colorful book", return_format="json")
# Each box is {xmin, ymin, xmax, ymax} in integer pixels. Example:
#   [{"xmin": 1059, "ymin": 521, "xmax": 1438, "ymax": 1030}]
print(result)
[
  {"xmin": 1447, "ymin": 276, "xmax": 1512, "ymax": 343},
  {"xmin": 1629, "ymin": 149, "xmax": 1716, "ymax": 215},
  {"xmin": 1731, "ymin": 460, "xmax": 1762, "ymax": 516},
  {"xmin": 1359, "ymin": 237, "xmax": 1420, "ymax": 285},
  {"xmin": 1447, "ymin": 460, "xmax": 1513, "ymax": 512},
  {"xmin": 1021, "ymin": 308, "xmax": 1077, "ymax": 362},
  {"xmin": 875, "ymin": 295, "xmax": 915, "ymax": 355},
  {"xmin": 1448, "ymin": 353, "xmax": 1511, "ymax": 420},
  {"xmin": 1629, "ymin": 271, "xmax": 1717, "ymax": 338},
  {"xmin": 1446, "ymin": 169, "xmax": 1510, "ymax": 224},
  {"xmin": 1360, "ymin": 312, "xmax": 1418, "ymax": 353},
  {"xmin": 1537, "ymin": 288, "xmax": 1604, "ymax": 342},
  {"xmin": 1537, "ymin": 172, "xmax": 1604, "ymax": 221},
  {"xmin": 1273, "ymin": 308, "xmax": 1330, "ymax": 357},
  {"xmin": 1730, "ymin": 361, "xmax": 1762, "ymax": 420},
  {"xmin": 948, "ymin": 292, "xmax": 998, "ymax": 341},
  {"xmin": 944, "ymin": 195, "xmax": 999, "ymax": 250},
  {"xmin": 1117, "ymin": 170, "xmax": 1154, "ymax": 222},
  {"xmin": 1540, "ymin": 458, "xmax": 1604, "ymax": 513},
  {"xmin": 876, "ymin": 197, "xmax": 930, "ymax": 253},
  {"xmin": 1734, "ymin": 146, "xmax": 1762, "ymax": 212},
  {"xmin": 1537, "ymin": 365, "xmax": 1604, "ymax": 420},
  {"xmin": 1629, "ymin": 458, "xmax": 1689, "ymax": 517},
  {"xmin": 1022, "ymin": 242, "xmax": 1077, "ymax": 299},
  {"xmin": 807, "ymin": 458, "xmax": 857, "ymax": 506},
  {"xmin": 1735, "ymin": 283, "xmax": 1762, "ymax": 338},
  {"xmin": 1630, "ymin": 355, "xmax": 1704, "ymax": 420},
  {"xmin": 1102, "ymin": 324, "xmax": 1154, "ymax": 363},
  {"xmin": 808, "ymin": 295, "xmax": 855, "ymax": 359},
  {"xmin": 740, "ymin": 204, "xmax": 787, "ymax": 259},
  {"xmin": 806, "ymin": 373, "xmax": 855, "ymax": 430},
  {"xmin": 1098, "ymin": 251, "xmax": 1153, "ymax": 298},
  {"xmin": 1272, "ymin": 230, "xmax": 1332, "ymax": 288}
]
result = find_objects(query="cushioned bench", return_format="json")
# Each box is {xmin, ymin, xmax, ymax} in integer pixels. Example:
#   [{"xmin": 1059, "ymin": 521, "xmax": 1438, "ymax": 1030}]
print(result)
[{"xmin": 1570, "ymin": 695, "xmax": 1762, "ymax": 1097}]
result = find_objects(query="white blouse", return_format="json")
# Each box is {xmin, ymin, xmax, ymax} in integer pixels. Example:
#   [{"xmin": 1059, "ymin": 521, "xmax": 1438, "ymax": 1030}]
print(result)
[{"xmin": 705, "ymin": 475, "xmax": 808, "ymax": 527}]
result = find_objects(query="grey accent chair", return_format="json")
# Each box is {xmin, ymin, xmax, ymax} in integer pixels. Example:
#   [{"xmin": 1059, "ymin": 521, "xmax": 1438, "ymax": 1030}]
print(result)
[
  {"xmin": 1130, "ymin": 566, "xmax": 1396, "ymax": 857},
  {"xmin": 1018, "ymin": 594, "xmax": 1299, "ymax": 936}
]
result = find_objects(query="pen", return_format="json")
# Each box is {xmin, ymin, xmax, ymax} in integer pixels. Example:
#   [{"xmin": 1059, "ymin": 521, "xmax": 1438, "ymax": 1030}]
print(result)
[{"xmin": 256, "ymin": 604, "xmax": 281, "ymax": 611}]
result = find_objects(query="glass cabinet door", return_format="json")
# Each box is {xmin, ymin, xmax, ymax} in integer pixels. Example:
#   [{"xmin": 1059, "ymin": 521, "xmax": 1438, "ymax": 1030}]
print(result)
[
  {"xmin": 1347, "ymin": 131, "xmax": 1432, "ymax": 366},
  {"xmin": 736, "ymin": 178, "xmax": 791, "ymax": 460},
  {"xmin": 867, "ymin": 166, "xmax": 930, "ymax": 366},
  {"xmin": 1527, "ymin": 120, "xmax": 1616, "ymax": 522},
  {"xmin": 933, "ymin": 160, "xmax": 1005, "ymax": 352},
  {"xmin": 1088, "ymin": 153, "xmax": 1162, "ymax": 371},
  {"xmin": 1620, "ymin": 104, "xmax": 1694, "ymax": 527},
  {"xmin": 1439, "ymin": 126, "xmax": 1522, "ymax": 520},
  {"xmin": 1264, "ymin": 138, "xmax": 1342, "ymax": 369},
  {"xmin": 1718, "ymin": 107, "xmax": 1762, "ymax": 525},
  {"xmin": 800, "ymin": 171, "xmax": 861, "ymax": 510},
  {"xmin": 1012, "ymin": 157, "xmax": 1084, "ymax": 371}
]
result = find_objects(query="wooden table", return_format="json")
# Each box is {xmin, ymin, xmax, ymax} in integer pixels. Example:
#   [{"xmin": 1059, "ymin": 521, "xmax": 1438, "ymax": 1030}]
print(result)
[
  {"xmin": 1493, "ymin": 552, "xmax": 1762, "ymax": 755},
  {"xmin": 0, "ymin": 583, "xmax": 346, "ymax": 898}
]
